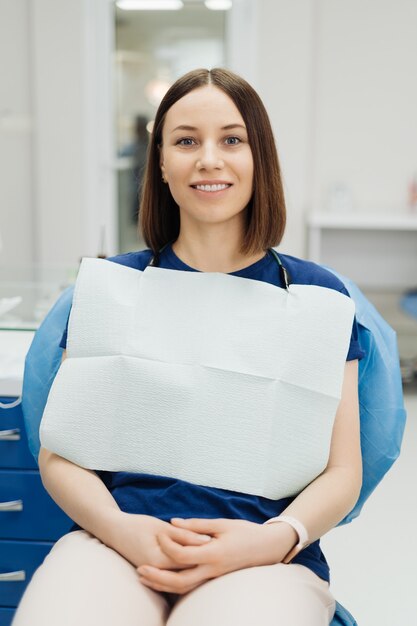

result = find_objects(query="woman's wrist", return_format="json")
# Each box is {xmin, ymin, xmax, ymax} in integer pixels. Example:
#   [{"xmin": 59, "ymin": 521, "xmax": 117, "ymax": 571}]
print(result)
[
  {"xmin": 259, "ymin": 520, "xmax": 299, "ymax": 565},
  {"xmin": 263, "ymin": 515, "xmax": 310, "ymax": 563},
  {"xmin": 93, "ymin": 507, "xmax": 126, "ymax": 548}
]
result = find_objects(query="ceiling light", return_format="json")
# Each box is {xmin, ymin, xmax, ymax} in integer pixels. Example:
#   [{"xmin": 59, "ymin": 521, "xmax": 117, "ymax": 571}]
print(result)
[
  {"xmin": 204, "ymin": 0, "xmax": 232, "ymax": 10},
  {"xmin": 116, "ymin": 0, "xmax": 184, "ymax": 11}
]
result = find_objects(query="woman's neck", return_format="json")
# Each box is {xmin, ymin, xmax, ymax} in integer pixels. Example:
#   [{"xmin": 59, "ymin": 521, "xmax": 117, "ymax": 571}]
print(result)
[{"xmin": 171, "ymin": 237, "xmax": 266, "ymax": 273}]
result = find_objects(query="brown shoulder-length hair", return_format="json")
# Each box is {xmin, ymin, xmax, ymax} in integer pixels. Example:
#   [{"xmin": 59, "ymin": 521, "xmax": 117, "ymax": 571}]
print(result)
[{"xmin": 139, "ymin": 67, "xmax": 286, "ymax": 257}]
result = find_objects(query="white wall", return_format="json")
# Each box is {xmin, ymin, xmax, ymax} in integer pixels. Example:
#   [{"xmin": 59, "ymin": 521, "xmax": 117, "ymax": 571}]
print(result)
[
  {"xmin": 313, "ymin": 0, "xmax": 417, "ymax": 215},
  {"xmin": 0, "ymin": 0, "xmax": 33, "ymax": 277},
  {"xmin": 31, "ymin": 0, "xmax": 86, "ymax": 271},
  {"xmin": 32, "ymin": 0, "xmax": 117, "ymax": 271},
  {"xmin": 0, "ymin": 0, "xmax": 116, "ymax": 280},
  {"xmin": 229, "ymin": 0, "xmax": 417, "ymax": 258}
]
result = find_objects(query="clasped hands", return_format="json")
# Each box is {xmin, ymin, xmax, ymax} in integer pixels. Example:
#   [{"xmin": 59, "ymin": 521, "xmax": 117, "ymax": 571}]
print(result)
[{"xmin": 136, "ymin": 517, "xmax": 296, "ymax": 595}]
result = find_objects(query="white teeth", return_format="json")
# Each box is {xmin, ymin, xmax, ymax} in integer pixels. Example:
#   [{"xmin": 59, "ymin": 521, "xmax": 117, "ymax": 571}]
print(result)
[{"xmin": 195, "ymin": 184, "xmax": 230, "ymax": 192}]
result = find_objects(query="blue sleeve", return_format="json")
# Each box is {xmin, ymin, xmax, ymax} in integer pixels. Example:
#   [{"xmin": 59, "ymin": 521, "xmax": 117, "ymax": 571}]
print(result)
[
  {"xmin": 59, "ymin": 311, "xmax": 71, "ymax": 349},
  {"xmin": 339, "ymin": 286, "xmax": 366, "ymax": 361},
  {"xmin": 346, "ymin": 316, "xmax": 366, "ymax": 361}
]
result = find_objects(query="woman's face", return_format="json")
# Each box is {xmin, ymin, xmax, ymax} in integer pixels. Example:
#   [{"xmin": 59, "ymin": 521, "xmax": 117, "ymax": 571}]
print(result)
[{"xmin": 159, "ymin": 85, "xmax": 254, "ymax": 230}]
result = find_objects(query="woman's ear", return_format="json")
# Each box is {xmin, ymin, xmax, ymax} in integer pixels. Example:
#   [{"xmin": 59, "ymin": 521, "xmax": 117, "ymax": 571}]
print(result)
[
  {"xmin": 160, "ymin": 165, "xmax": 167, "ymax": 183},
  {"xmin": 159, "ymin": 145, "xmax": 167, "ymax": 182}
]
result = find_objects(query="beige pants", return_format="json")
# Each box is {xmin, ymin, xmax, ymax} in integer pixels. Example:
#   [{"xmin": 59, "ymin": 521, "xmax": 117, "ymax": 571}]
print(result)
[{"xmin": 12, "ymin": 530, "xmax": 336, "ymax": 626}]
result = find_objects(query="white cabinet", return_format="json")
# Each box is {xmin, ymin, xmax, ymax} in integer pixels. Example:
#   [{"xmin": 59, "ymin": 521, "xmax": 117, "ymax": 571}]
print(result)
[
  {"xmin": 307, "ymin": 212, "xmax": 417, "ymax": 364},
  {"xmin": 307, "ymin": 212, "xmax": 417, "ymax": 288}
]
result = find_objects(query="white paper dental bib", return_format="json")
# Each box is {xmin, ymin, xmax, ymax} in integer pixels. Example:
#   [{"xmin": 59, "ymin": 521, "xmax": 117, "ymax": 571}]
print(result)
[{"xmin": 40, "ymin": 257, "xmax": 355, "ymax": 500}]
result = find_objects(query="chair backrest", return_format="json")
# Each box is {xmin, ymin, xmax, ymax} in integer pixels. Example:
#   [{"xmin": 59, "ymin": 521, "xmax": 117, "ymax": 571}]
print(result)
[
  {"xmin": 325, "ymin": 268, "xmax": 407, "ymax": 525},
  {"xmin": 21, "ymin": 286, "xmax": 74, "ymax": 461},
  {"xmin": 331, "ymin": 601, "xmax": 358, "ymax": 626}
]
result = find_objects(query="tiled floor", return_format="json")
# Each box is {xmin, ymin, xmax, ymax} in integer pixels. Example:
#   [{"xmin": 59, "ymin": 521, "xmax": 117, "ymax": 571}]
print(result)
[{"xmin": 321, "ymin": 388, "xmax": 417, "ymax": 625}]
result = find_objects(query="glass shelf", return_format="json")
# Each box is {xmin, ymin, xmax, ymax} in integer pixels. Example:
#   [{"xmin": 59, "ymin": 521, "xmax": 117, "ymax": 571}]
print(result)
[{"xmin": 0, "ymin": 269, "xmax": 75, "ymax": 331}]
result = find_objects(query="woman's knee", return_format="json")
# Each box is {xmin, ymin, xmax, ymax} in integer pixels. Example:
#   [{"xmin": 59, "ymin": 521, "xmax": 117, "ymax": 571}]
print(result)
[
  {"xmin": 167, "ymin": 563, "xmax": 336, "ymax": 626},
  {"xmin": 12, "ymin": 530, "xmax": 170, "ymax": 626}
]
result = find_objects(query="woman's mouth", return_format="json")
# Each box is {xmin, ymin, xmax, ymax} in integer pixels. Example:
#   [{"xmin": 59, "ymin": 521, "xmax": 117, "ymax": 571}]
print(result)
[{"xmin": 191, "ymin": 183, "xmax": 232, "ymax": 193}]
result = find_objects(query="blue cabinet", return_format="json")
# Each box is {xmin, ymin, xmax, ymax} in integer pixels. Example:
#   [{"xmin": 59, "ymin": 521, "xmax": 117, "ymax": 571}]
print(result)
[{"xmin": 0, "ymin": 396, "xmax": 73, "ymax": 626}]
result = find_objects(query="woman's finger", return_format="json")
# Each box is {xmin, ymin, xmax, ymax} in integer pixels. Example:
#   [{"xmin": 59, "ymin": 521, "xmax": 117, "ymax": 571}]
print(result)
[
  {"xmin": 138, "ymin": 563, "xmax": 211, "ymax": 594},
  {"xmin": 170, "ymin": 517, "xmax": 223, "ymax": 534},
  {"xmin": 169, "ymin": 525, "xmax": 213, "ymax": 546},
  {"xmin": 139, "ymin": 578, "xmax": 167, "ymax": 593},
  {"xmin": 158, "ymin": 532, "xmax": 214, "ymax": 565}
]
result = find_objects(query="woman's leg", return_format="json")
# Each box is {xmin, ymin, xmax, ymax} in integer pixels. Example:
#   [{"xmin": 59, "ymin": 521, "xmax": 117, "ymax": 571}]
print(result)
[
  {"xmin": 167, "ymin": 563, "xmax": 336, "ymax": 626},
  {"xmin": 12, "ymin": 530, "xmax": 170, "ymax": 626}
]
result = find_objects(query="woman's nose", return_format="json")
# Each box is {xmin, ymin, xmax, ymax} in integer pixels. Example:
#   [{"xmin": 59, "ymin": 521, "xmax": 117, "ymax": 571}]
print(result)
[{"xmin": 196, "ymin": 143, "xmax": 224, "ymax": 170}]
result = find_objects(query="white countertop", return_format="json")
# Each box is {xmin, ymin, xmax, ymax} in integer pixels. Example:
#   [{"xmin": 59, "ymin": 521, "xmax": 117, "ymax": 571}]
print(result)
[{"xmin": 0, "ymin": 330, "xmax": 35, "ymax": 397}]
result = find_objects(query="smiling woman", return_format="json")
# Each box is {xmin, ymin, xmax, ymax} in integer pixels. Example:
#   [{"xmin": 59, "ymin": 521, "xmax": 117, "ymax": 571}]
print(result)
[
  {"xmin": 13, "ymin": 68, "xmax": 364, "ymax": 626},
  {"xmin": 159, "ymin": 85, "xmax": 255, "ymax": 267},
  {"xmin": 140, "ymin": 68, "xmax": 286, "ymax": 272}
]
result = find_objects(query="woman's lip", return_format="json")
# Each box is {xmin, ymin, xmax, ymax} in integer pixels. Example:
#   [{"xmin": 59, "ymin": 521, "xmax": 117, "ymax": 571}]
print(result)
[
  {"xmin": 190, "ymin": 185, "xmax": 232, "ymax": 195},
  {"xmin": 190, "ymin": 181, "xmax": 233, "ymax": 186}
]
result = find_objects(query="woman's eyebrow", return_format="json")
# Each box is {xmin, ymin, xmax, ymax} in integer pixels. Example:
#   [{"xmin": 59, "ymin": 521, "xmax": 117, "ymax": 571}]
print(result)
[
  {"xmin": 170, "ymin": 123, "xmax": 247, "ymax": 133},
  {"xmin": 222, "ymin": 124, "xmax": 247, "ymax": 131}
]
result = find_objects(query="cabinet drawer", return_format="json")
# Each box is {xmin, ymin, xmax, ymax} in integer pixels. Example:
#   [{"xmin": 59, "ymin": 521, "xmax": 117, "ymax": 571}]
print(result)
[
  {"xmin": 0, "ymin": 471, "xmax": 73, "ymax": 540},
  {"xmin": 0, "ymin": 398, "xmax": 37, "ymax": 470},
  {"xmin": 0, "ymin": 539, "xmax": 54, "ymax": 607},
  {"xmin": 0, "ymin": 607, "xmax": 15, "ymax": 626}
]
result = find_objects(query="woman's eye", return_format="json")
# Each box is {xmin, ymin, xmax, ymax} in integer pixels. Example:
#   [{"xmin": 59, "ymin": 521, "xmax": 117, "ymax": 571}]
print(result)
[
  {"xmin": 225, "ymin": 136, "xmax": 241, "ymax": 145},
  {"xmin": 177, "ymin": 137, "xmax": 195, "ymax": 146}
]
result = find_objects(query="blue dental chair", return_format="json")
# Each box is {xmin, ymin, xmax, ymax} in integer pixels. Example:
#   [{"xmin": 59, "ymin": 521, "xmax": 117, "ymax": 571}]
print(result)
[{"xmin": 19, "ymin": 267, "xmax": 407, "ymax": 626}]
